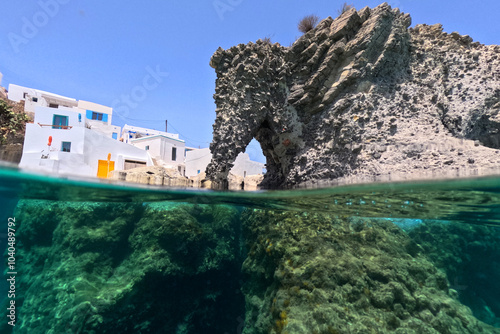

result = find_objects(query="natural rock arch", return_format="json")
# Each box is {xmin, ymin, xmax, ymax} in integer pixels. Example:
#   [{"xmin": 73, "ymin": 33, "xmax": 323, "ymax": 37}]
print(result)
[{"xmin": 207, "ymin": 3, "xmax": 500, "ymax": 189}]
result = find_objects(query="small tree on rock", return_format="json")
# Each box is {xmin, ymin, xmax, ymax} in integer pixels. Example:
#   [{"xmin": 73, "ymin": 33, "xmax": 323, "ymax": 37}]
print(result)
[{"xmin": 298, "ymin": 14, "xmax": 319, "ymax": 34}]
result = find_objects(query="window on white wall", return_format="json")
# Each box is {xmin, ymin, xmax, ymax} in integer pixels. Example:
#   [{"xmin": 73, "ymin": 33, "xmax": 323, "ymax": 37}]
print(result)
[
  {"xmin": 92, "ymin": 112, "xmax": 103, "ymax": 121},
  {"xmin": 145, "ymin": 145, "xmax": 149, "ymax": 150},
  {"xmin": 61, "ymin": 142, "xmax": 71, "ymax": 152},
  {"xmin": 171, "ymin": 147, "xmax": 177, "ymax": 161}
]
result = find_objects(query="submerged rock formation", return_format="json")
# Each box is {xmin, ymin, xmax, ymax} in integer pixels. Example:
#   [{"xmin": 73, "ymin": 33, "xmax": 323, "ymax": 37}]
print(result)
[
  {"xmin": 7, "ymin": 199, "xmax": 500, "ymax": 333},
  {"xmin": 241, "ymin": 210, "xmax": 500, "ymax": 334},
  {"xmin": 3, "ymin": 200, "xmax": 244, "ymax": 334},
  {"xmin": 207, "ymin": 3, "xmax": 500, "ymax": 189},
  {"xmin": 409, "ymin": 222, "xmax": 500, "ymax": 327}
]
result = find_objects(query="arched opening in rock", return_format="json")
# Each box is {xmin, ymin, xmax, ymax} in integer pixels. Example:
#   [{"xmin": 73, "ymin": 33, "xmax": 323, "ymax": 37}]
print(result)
[{"xmin": 246, "ymin": 138, "xmax": 266, "ymax": 166}]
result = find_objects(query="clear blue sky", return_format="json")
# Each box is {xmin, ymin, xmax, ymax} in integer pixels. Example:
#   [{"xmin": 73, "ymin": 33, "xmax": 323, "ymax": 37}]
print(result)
[{"xmin": 1, "ymin": 0, "xmax": 499, "ymax": 163}]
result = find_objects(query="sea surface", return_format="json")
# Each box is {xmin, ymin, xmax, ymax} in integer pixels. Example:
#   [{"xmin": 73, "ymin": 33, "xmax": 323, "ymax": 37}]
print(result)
[{"xmin": 1, "ymin": 165, "xmax": 500, "ymax": 333}]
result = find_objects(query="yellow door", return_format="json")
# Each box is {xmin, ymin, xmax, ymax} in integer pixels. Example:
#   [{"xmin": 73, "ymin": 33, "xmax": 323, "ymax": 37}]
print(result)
[{"xmin": 97, "ymin": 160, "xmax": 115, "ymax": 178}]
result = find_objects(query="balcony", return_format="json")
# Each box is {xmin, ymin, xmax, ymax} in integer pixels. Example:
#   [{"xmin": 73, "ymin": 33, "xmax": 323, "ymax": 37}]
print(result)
[{"xmin": 37, "ymin": 123, "xmax": 73, "ymax": 130}]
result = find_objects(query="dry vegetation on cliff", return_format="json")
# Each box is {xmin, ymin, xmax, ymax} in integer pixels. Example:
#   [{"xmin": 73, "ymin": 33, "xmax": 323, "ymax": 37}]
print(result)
[{"xmin": 0, "ymin": 98, "xmax": 28, "ymax": 145}]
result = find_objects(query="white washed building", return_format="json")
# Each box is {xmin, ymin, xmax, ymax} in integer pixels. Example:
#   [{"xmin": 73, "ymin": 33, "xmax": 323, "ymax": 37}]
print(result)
[
  {"xmin": 8, "ymin": 84, "xmax": 121, "ymax": 140},
  {"xmin": 78, "ymin": 100, "xmax": 121, "ymax": 139},
  {"xmin": 123, "ymin": 124, "xmax": 186, "ymax": 175},
  {"xmin": 185, "ymin": 147, "xmax": 265, "ymax": 178},
  {"xmin": 8, "ymin": 84, "xmax": 78, "ymax": 118},
  {"xmin": 20, "ymin": 106, "xmax": 153, "ymax": 178},
  {"xmin": 11, "ymin": 83, "xmax": 265, "ymax": 181}
]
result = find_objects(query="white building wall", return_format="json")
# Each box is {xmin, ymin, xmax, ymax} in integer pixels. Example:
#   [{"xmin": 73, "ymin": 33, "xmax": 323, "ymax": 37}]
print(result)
[
  {"xmin": 78, "ymin": 100, "xmax": 113, "ymax": 124},
  {"xmin": 230, "ymin": 153, "xmax": 266, "ymax": 177},
  {"xmin": 131, "ymin": 136, "xmax": 160, "ymax": 158},
  {"xmin": 86, "ymin": 122, "xmax": 121, "ymax": 140},
  {"xmin": 20, "ymin": 124, "xmax": 90, "ymax": 176},
  {"xmin": 131, "ymin": 135, "xmax": 185, "ymax": 164},
  {"xmin": 77, "ymin": 100, "xmax": 120, "ymax": 139},
  {"xmin": 185, "ymin": 148, "xmax": 212, "ymax": 177},
  {"xmin": 83, "ymin": 129, "xmax": 153, "ymax": 176},
  {"xmin": 34, "ymin": 106, "xmax": 85, "ymax": 128},
  {"xmin": 185, "ymin": 149, "xmax": 265, "ymax": 178}
]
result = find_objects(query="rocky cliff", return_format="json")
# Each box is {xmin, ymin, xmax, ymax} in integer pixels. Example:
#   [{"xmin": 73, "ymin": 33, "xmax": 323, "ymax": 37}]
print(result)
[{"xmin": 207, "ymin": 3, "xmax": 500, "ymax": 189}]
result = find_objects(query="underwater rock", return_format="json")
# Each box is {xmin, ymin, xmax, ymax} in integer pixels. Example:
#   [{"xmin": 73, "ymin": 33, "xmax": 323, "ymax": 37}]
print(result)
[
  {"xmin": 240, "ymin": 210, "xmax": 500, "ymax": 333},
  {"xmin": 207, "ymin": 3, "xmax": 500, "ymax": 189},
  {"xmin": 4, "ymin": 195, "xmax": 500, "ymax": 333},
  {"xmin": 409, "ymin": 222, "xmax": 500, "ymax": 328},
  {"xmin": 2, "ymin": 200, "xmax": 244, "ymax": 334}
]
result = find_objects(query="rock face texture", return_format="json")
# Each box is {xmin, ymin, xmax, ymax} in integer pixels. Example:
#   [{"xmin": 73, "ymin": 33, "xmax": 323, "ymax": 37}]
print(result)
[{"xmin": 207, "ymin": 3, "xmax": 500, "ymax": 189}]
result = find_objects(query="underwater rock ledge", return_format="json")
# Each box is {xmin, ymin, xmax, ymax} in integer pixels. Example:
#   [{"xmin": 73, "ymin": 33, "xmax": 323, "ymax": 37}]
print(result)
[
  {"xmin": 206, "ymin": 3, "xmax": 500, "ymax": 189},
  {"xmin": 1, "ymin": 200, "xmax": 245, "ymax": 334},
  {"xmin": 240, "ymin": 210, "xmax": 500, "ymax": 334}
]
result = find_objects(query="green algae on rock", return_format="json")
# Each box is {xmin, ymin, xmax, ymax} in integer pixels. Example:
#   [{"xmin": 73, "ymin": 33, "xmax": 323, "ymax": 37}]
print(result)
[
  {"xmin": 409, "ymin": 222, "xmax": 500, "ymax": 328},
  {"xmin": 2, "ymin": 169, "xmax": 500, "ymax": 333},
  {"xmin": 240, "ymin": 210, "xmax": 500, "ymax": 333},
  {"xmin": 1, "ymin": 200, "xmax": 244, "ymax": 334}
]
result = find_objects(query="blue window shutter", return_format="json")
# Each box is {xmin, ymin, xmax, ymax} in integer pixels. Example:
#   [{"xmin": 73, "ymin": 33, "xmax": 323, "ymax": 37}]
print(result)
[
  {"xmin": 112, "ymin": 132, "xmax": 118, "ymax": 140},
  {"xmin": 53, "ymin": 115, "xmax": 68, "ymax": 129},
  {"xmin": 86, "ymin": 110, "xmax": 93, "ymax": 119},
  {"xmin": 102, "ymin": 114, "xmax": 108, "ymax": 122}
]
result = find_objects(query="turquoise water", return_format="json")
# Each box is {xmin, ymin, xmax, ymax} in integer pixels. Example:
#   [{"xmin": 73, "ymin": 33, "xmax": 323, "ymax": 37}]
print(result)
[{"xmin": 1, "ymin": 166, "xmax": 500, "ymax": 333}]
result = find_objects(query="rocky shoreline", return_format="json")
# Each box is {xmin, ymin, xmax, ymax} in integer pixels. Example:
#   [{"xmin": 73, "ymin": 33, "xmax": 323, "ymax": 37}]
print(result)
[{"xmin": 109, "ymin": 166, "xmax": 263, "ymax": 191}]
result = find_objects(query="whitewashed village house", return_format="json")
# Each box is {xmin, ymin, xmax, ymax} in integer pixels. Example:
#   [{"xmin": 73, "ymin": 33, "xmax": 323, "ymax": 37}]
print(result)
[
  {"xmin": 7, "ymin": 83, "xmax": 265, "ymax": 181},
  {"xmin": 121, "ymin": 124, "xmax": 186, "ymax": 176},
  {"xmin": 9, "ymin": 84, "xmax": 153, "ymax": 178}
]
